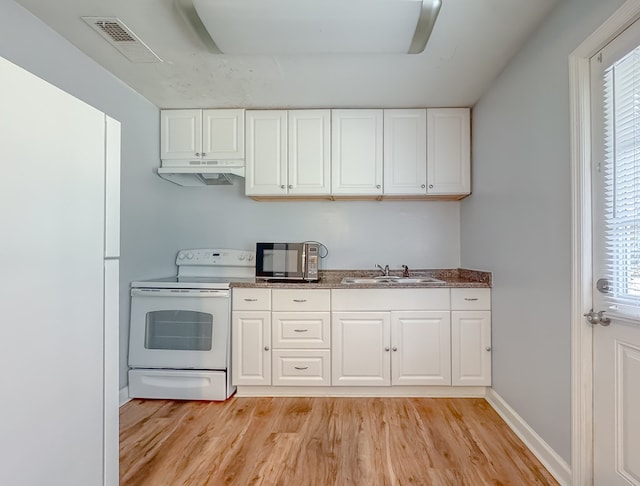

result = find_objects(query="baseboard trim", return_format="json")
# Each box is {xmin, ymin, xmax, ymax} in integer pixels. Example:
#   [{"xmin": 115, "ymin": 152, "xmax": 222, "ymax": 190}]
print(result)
[
  {"xmin": 119, "ymin": 386, "xmax": 131, "ymax": 407},
  {"xmin": 235, "ymin": 385, "xmax": 488, "ymax": 398},
  {"xmin": 485, "ymin": 389, "xmax": 571, "ymax": 486}
]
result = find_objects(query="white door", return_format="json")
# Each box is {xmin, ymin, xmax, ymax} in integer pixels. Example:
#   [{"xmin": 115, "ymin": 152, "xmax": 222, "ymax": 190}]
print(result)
[
  {"xmin": 591, "ymin": 20, "xmax": 640, "ymax": 485},
  {"xmin": 383, "ymin": 109, "xmax": 427, "ymax": 195},
  {"xmin": 288, "ymin": 110, "xmax": 331, "ymax": 195},
  {"xmin": 391, "ymin": 311, "xmax": 450, "ymax": 385},
  {"xmin": 160, "ymin": 109, "xmax": 202, "ymax": 159},
  {"xmin": 245, "ymin": 110, "xmax": 288, "ymax": 196},
  {"xmin": 426, "ymin": 108, "xmax": 470, "ymax": 195},
  {"xmin": 451, "ymin": 311, "xmax": 491, "ymax": 386},
  {"xmin": 331, "ymin": 109, "xmax": 383, "ymax": 195},
  {"xmin": 332, "ymin": 312, "xmax": 390, "ymax": 385},
  {"xmin": 202, "ymin": 109, "xmax": 245, "ymax": 160},
  {"xmin": 232, "ymin": 311, "xmax": 271, "ymax": 385}
]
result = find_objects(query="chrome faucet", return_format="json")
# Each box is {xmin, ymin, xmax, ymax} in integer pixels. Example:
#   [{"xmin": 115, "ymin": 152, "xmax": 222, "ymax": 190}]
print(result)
[{"xmin": 376, "ymin": 264, "xmax": 390, "ymax": 276}]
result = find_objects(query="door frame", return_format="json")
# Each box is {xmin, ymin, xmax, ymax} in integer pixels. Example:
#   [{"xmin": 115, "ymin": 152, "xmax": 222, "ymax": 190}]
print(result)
[{"xmin": 569, "ymin": 1, "xmax": 640, "ymax": 484}]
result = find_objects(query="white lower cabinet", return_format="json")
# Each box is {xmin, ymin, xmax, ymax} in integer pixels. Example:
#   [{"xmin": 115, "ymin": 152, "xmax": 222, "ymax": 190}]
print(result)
[
  {"xmin": 450, "ymin": 289, "xmax": 492, "ymax": 386},
  {"xmin": 232, "ymin": 310, "xmax": 271, "ymax": 386},
  {"xmin": 332, "ymin": 310, "xmax": 451, "ymax": 386},
  {"xmin": 233, "ymin": 287, "xmax": 491, "ymax": 393},
  {"xmin": 232, "ymin": 288, "xmax": 331, "ymax": 387},
  {"xmin": 391, "ymin": 311, "xmax": 451, "ymax": 386},
  {"xmin": 332, "ymin": 312, "xmax": 391, "ymax": 386}
]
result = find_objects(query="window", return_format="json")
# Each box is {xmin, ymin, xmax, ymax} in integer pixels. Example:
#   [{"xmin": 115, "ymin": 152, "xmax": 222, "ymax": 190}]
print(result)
[{"xmin": 593, "ymin": 20, "xmax": 640, "ymax": 319}]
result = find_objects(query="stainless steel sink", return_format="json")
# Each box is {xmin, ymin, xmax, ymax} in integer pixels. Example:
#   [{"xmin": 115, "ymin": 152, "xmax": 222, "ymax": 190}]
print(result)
[{"xmin": 341, "ymin": 276, "xmax": 444, "ymax": 285}]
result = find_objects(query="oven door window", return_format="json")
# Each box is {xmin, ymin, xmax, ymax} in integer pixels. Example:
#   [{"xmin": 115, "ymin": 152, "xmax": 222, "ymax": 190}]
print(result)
[{"xmin": 145, "ymin": 310, "xmax": 213, "ymax": 351}]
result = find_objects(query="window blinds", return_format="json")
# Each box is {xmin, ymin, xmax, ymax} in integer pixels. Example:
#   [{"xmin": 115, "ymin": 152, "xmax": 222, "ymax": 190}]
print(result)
[{"xmin": 602, "ymin": 44, "xmax": 640, "ymax": 319}]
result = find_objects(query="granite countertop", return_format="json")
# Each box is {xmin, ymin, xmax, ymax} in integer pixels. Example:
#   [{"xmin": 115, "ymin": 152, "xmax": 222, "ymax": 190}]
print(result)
[{"xmin": 230, "ymin": 268, "xmax": 492, "ymax": 289}]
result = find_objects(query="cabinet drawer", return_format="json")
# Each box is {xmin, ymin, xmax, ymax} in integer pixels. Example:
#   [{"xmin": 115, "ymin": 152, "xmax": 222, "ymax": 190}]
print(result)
[
  {"xmin": 272, "ymin": 349, "xmax": 331, "ymax": 386},
  {"xmin": 272, "ymin": 289, "xmax": 330, "ymax": 311},
  {"xmin": 232, "ymin": 288, "xmax": 271, "ymax": 310},
  {"xmin": 272, "ymin": 312, "xmax": 330, "ymax": 348},
  {"xmin": 331, "ymin": 289, "xmax": 449, "ymax": 311},
  {"xmin": 451, "ymin": 288, "xmax": 491, "ymax": 310}
]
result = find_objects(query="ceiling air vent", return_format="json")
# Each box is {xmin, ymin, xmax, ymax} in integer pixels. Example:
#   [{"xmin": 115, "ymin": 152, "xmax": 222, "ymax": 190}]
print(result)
[{"xmin": 81, "ymin": 17, "xmax": 162, "ymax": 63}]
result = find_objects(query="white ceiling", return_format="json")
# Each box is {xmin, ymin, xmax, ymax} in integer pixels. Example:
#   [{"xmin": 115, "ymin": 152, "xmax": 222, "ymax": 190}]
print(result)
[{"xmin": 14, "ymin": 0, "xmax": 561, "ymax": 109}]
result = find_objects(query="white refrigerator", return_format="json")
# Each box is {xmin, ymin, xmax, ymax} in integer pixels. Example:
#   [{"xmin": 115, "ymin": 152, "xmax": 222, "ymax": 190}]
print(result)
[{"xmin": 0, "ymin": 56, "xmax": 120, "ymax": 485}]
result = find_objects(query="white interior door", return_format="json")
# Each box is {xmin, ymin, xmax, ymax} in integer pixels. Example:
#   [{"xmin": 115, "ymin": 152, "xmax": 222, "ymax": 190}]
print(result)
[{"xmin": 591, "ymin": 19, "xmax": 640, "ymax": 485}]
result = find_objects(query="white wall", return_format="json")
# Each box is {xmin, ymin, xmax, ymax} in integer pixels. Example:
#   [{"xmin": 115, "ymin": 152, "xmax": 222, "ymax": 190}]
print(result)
[
  {"xmin": 1, "ymin": 0, "xmax": 461, "ymax": 391},
  {"xmin": 460, "ymin": 0, "xmax": 626, "ymax": 463}
]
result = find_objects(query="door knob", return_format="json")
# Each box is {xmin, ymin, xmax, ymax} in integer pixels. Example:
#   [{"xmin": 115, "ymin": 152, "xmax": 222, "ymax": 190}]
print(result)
[{"xmin": 584, "ymin": 309, "xmax": 611, "ymax": 326}]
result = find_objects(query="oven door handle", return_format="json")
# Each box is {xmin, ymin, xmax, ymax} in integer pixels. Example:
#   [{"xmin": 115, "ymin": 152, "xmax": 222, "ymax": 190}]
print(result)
[{"xmin": 131, "ymin": 289, "xmax": 230, "ymax": 297}]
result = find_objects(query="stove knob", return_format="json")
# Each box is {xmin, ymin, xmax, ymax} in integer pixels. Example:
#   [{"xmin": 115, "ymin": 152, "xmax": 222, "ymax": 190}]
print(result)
[
  {"xmin": 187, "ymin": 252, "xmax": 194, "ymax": 260},
  {"xmin": 178, "ymin": 252, "xmax": 185, "ymax": 260},
  {"xmin": 248, "ymin": 254, "xmax": 254, "ymax": 261},
  {"xmin": 238, "ymin": 254, "xmax": 246, "ymax": 261}
]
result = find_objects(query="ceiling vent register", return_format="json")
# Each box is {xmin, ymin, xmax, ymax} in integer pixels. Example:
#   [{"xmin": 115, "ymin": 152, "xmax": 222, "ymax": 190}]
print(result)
[{"xmin": 81, "ymin": 17, "xmax": 162, "ymax": 63}]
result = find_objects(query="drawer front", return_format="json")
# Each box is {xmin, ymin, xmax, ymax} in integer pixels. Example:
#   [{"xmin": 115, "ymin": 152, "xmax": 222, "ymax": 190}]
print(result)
[
  {"xmin": 232, "ymin": 288, "xmax": 271, "ymax": 310},
  {"xmin": 272, "ymin": 312, "xmax": 330, "ymax": 348},
  {"xmin": 272, "ymin": 349, "xmax": 331, "ymax": 386},
  {"xmin": 331, "ymin": 289, "xmax": 450, "ymax": 311},
  {"xmin": 272, "ymin": 289, "xmax": 331, "ymax": 311},
  {"xmin": 451, "ymin": 288, "xmax": 491, "ymax": 310}
]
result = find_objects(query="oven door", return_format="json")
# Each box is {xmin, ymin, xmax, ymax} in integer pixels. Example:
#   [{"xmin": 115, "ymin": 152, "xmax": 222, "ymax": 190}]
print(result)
[
  {"xmin": 128, "ymin": 288, "xmax": 230, "ymax": 370},
  {"xmin": 256, "ymin": 242, "xmax": 304, "ymax": 280}
]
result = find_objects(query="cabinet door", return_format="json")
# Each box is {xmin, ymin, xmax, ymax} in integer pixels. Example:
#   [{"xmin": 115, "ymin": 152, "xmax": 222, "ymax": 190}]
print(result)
[
  {"xmin": 391, "ymin": 311, "xmax": 451, "ymax": 386},
  {"xmin": 331, "ymin": 109, "xmax": 383, "ymax": 195},
  {"xmin": 383, "ymin": 109, "xmax": 427, "ymax": 194},
  {"xmin": 332, "ymin": 312, "xmax": 390, "ymax": 386},
  {"xmin": 245, "ymin": 110, "xmax": 288, "ymax": 195},
  {"xmin": 288, "ymin": 110, "xmax": 331, "ymax": 195},
  {"xmin": 160, "ymin": 109, "xmax": 202, "ymax": 160},
  {"xmin": 426, "ymin": 108, "xmax": 470, "ymax": 195},
  {"xmin": 451, "ymin": 311, "xmax": 491, "ymax": 386},
  {"xmin": 202, "ymin": 109, "xmax": 245, "ymax": 160},
  {"xmin": 231, "ymin": 311, "xmax": 271, "ymax": 385}
]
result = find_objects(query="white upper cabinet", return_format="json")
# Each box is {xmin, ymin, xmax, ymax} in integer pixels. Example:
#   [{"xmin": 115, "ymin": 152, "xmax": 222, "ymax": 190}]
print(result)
[
  {"xmin": 331, "ymin": 109, "xmax": 383, "ymax": 195},
  {"xmin": 245, "ymin": 110, "xmax": 288, "ymax": 195},
  {"xmin": 246, "ymin": 110, "xmax": 330, "ymax": 196},
  {"xmin": 426, "ymin": 108, "xmax": 470, "ymax": 195},
  {"xmin": 288, "ymin": 110, "xmax": 331, "ymax": 195},
  {"xmin": 161, "ymin": 109, "xmax": 244, "ymax": 161},
  {"xmin": 383, "ymin": 109, "xmax": 427, "ymax": 195}
]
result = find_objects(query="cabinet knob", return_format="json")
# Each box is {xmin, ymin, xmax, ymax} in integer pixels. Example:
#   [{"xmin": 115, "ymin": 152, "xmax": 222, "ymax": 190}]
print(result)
[
  {"xmin": 376, "ymin": 184, "xmax": 381, "ymax": 189},
  {"xmin": 288, "ymin": 184, "xmax": 293, "ymax": 189},
  {"xmin": 195, "ymin": 152, "xmax": 201, "ymax": 157},
  {"xmin": 264, "ymin": 346, "xmax": 270, "ymax": 351},
  {"xmin": 421, "ymin": 184, "xmax": 426, "ymax": 189},
  {"xmin": 486, "ymin": 346, "xmax": 492, "ymax": 352},
  {"xmin": 202, "ymin": 152, "xmax": 206, "ymax": 157},
  {"xmin": 280, "ymin": 185, "xmax": 286, "ymax": 189},
  {"xmin": 429, "ymin": 184, "xmax": 434, "ymax": 189},
  {"xmin": 392, "ymin": 346, "xmax": 398, "ymax": 352},
  {"xmin": 384, "ymin": 346, "xmax": 390, "ymax": 352}
]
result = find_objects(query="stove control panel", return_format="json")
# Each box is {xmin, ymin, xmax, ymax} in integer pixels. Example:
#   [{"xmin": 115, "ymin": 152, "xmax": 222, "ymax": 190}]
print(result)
[{"xmin": 176, "ymin": 249, "xmax": 255, "ymax": 267}]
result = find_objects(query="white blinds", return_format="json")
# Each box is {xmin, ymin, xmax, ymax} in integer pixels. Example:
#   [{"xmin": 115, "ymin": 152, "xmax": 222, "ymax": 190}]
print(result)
[{"xmin": 602, "ymin": 45, "xmax": 640, "ymax": 318}]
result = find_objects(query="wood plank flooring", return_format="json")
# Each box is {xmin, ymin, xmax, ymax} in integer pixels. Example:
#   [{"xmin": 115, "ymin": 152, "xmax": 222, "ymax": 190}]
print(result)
[{"xmin": 120, "ymin": 397, "xmax": 559, "ymax": 486}]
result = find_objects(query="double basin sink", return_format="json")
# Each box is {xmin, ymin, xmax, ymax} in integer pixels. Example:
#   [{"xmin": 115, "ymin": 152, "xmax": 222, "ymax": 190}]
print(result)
[{"xmin": 341, "ymin": 275, "xmax": 444, "ymax": 285}]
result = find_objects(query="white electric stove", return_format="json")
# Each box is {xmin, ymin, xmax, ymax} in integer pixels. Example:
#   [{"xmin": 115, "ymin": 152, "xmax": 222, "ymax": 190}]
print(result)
[{"xmin": 128, "ymin": 248, "xmax": 255, "ymax": 401}]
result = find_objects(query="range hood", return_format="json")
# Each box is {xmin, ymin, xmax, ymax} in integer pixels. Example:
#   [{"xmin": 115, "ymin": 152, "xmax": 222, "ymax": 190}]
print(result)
[
  {"xmin": 176, "ymin": 0, "xmax": 442, "ymax": 55},
  {"xmin": 158, "ymin": 162, "xmax": 245, "ymax": 186}
]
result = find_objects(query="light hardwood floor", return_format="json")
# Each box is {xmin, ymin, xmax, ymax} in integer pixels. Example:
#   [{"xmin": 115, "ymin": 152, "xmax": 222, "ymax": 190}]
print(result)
[{"xmin": 120, "ymin": 397, "xmax": 559, "ymax": 486}]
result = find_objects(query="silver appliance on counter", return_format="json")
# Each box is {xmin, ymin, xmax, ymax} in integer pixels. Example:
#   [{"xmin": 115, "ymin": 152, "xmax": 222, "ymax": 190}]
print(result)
[
  {"xmin": 255, "ymin": 242, "xmax": 319, "ymax": 282},
  {"xmin": 128, "ymin": 248, "xmax": 255, "ymax": 401}
]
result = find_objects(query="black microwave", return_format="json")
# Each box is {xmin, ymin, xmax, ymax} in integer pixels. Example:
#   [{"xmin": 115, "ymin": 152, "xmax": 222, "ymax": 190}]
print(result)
[{"xmin": 255, "ymin": 242, "xmax": 319, "ymax": 282}]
